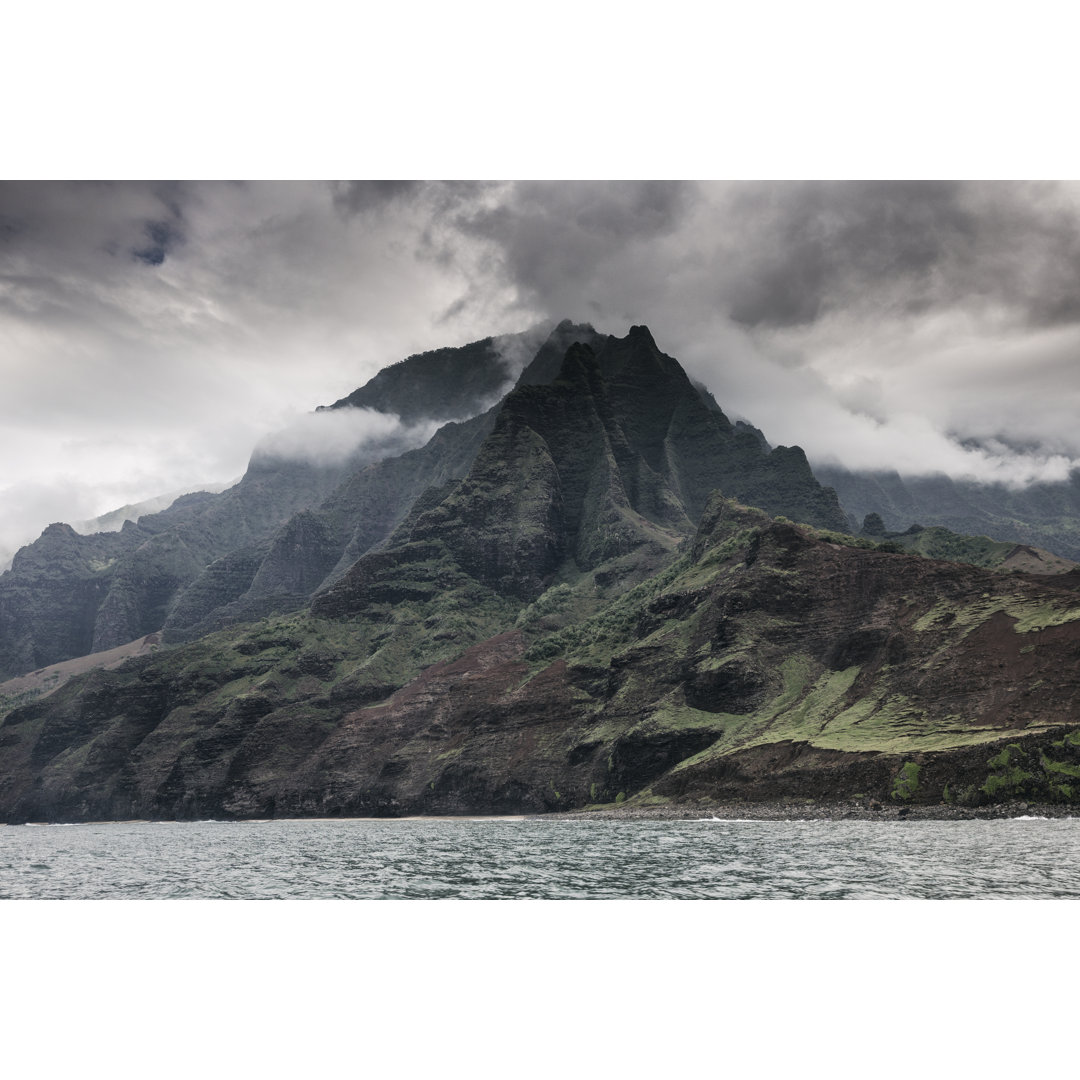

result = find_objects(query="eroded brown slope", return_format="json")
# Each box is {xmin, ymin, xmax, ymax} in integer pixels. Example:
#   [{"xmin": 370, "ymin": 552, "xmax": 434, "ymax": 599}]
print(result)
[{"xmin": 291, "ymin": 498, "xmax": 1080, "ymax": 814}]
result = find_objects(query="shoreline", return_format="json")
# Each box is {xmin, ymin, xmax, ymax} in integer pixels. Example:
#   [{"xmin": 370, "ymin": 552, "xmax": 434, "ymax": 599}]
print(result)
[
  {"xmin": 536, "ymin": 800, "xmax": 1078, "ymax": 822},
  {"xmin": 5, "ymin": 802, "xmax": 1077, "ymax": 826},
  {"xmin": 11, "ymin": 814, "xmax": 529, "ymax": 827}
]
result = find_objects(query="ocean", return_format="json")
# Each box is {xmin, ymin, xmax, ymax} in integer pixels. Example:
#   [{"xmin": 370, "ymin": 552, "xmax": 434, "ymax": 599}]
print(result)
[{"xmin": 3, "ymin": 815, "xmax": 1079, "ymax": 899}]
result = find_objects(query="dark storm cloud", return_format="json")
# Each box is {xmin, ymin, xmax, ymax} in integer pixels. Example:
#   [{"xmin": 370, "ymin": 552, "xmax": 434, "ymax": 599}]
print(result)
[
  {"xmin": 130, "ymin": 180, "xmax": 189, "ymax": 265},
  {"xmin": 720, "ymin": 181, "xmax": 968, "ymax": 326},
  {"xmin": 329, "ymin": 179, "xmax": 498, "ymax": 220},
  {"xmin": 331, "ymin": 180, "xmax": 424, "ymax": 215},
  {"xmin": 0, "ymin": 180, "xmax": 194, "ymax": 277},
  {"xmin": 446, "ymin": 180, "xmax": 1080, "ymax": 340},
  {"xmin": 714, "ymin": 181, "xmax": 1080, "ymax": 330},
  {"xmin": 453, "ymin": 180, "xmax": 698, "ymax": 312}
]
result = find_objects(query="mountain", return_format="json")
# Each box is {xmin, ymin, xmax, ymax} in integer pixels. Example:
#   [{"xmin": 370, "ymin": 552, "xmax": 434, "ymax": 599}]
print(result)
[
  {"xmin": 819, "ymin": 465, "xmax": 1080, "ymax": 562},
  {"xmin": 3, "ymin": 325, "xmax": 1079, "ymax": 822},
  {"xmin": 315, "ymin": 325, "xmax": 847, "ymax": 618},
  {"xmin": 0, "ymin": 321, "xmax": 840, "ymax": 680},
  {"xmin": 161, "ymin": 321, "xmax": 616, "ymax": 640},
  {"xmin": 0, "ymin": 324, "xmax": 570, "ymax": 680}
]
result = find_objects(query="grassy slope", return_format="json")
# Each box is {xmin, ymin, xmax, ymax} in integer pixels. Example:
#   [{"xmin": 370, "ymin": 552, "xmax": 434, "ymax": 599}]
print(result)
[
  {"xmin": 509, "ymin": 498, "xmax": 1080, "ymax": 807},
  {"xmin": 873, "ymin": 524, "xmax": 1077, "ymax": 574}
]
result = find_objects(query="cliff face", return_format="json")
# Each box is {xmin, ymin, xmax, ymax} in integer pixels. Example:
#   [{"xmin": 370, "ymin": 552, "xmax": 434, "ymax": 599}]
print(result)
[
  {"xmin": 4, "ymin": 494, "xmax": 1080, "ymax": 822},
  {"xmin": 0, "ymin": 523, "xmax": 130, "ymax": 677}
]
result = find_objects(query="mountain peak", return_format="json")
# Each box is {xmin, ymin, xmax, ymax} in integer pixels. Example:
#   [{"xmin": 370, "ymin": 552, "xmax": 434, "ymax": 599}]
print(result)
[
  {"xmin": 323, "ymin": 334, "xmax": 513, "ymax": 423},
  {"xmin": 626, "ymin": 324, "xmax": 657, "ymax": 345},
  {"xmin": 42, "ymin": 522, "xmax": 78, "ymax": 538},
  {"xmin": 590, "ymin": 325, "xmax": 691, "ymax": 404},
  {"xmin": 515, "ymin": 320, "xmax": 608, "ymax": 389}
]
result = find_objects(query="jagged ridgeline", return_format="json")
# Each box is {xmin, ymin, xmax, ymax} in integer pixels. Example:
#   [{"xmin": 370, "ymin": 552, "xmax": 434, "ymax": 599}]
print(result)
[
  {"xmin": 0, "ymin": 322, "xmax": 843, "ymax": 681},
  {"xmin": 315, "ymin": 325, "xmax": 848, "ymax": 614}
]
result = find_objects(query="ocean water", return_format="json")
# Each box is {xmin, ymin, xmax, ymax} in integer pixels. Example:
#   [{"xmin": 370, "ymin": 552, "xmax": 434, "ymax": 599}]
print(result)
[{"xmin": 1, "ymin": 816, "xmax": 1078, "ymax": 899}]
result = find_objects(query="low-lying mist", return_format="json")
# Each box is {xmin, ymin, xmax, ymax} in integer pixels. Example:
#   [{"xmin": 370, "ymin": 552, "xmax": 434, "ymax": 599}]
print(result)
[{"xmin": 250, "ymin": 405, "xmax": 443, "ymax": 468}]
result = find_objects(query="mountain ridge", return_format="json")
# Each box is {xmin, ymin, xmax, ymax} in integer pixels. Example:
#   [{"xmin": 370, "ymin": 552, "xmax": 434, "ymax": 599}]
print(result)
[
  {"xmin": 0, "ymin": 321, "xmax": 841, "ymax": 679},
  {"xmin": 820, "ymin": 464, "xmax": 1080, "ymax": 562},
  {"xmin": 4, "ymin": 322, "xmax": 1080, "ymax": 821}
]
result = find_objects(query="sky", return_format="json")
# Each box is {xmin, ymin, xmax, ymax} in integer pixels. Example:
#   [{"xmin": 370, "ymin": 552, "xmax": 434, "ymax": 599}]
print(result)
[{"xmin": 5, "ymin": 178, "xmax": 1080, "ymax": 565}]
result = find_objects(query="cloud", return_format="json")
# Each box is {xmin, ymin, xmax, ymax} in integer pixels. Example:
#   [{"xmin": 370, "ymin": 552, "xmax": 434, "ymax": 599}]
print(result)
[
  {"xmin": 450, "ymin": 180, "xmax": 697, "ymax": 320},
  {"xmin": 252, "ymin": 406, "xmax": 441, "ymax": 467},
  {"xmin": 0, "ymin": 180, "xmax": 518, "ymax": 557},
  {"xmin": 132, "ymin": 216, "xmax": 185, "ymax": 267},
  {"xmin": 330, "ymin": 180, "xmax": 424, "ymax": 216},
  {"xmin": 707, "ymin": 181, "xmax": 1080, "ymax": 331}
]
